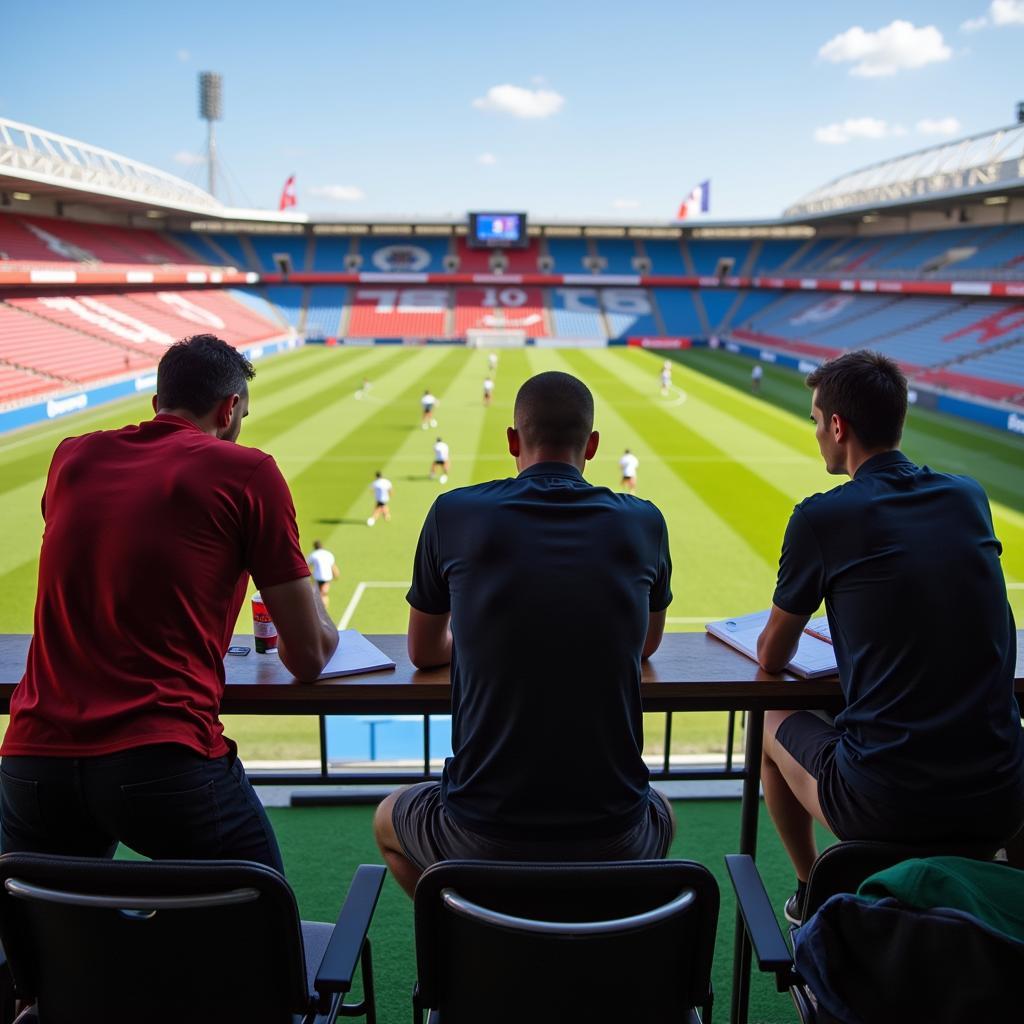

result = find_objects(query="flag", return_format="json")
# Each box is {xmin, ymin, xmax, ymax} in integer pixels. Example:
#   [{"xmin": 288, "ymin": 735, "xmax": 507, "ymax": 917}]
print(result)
[
  {"xmin": 676, "ymin": 180, "xmax": 710, "ymax": 220},
  {"xmin": 278, "ymin": 175, "xmax": 297, "ymax": 211}
]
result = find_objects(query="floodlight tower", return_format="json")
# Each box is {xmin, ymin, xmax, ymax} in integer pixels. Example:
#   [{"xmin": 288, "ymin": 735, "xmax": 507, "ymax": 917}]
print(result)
[{"xmin": 199, "ymin": 72, "xmax": 223, "ymax": 198}]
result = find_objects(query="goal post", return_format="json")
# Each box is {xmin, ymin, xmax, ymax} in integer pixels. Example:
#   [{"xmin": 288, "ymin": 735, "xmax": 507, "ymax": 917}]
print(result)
[{"xmin": 466, "ymin": 329, "xmax": 527, "ymax": 348}]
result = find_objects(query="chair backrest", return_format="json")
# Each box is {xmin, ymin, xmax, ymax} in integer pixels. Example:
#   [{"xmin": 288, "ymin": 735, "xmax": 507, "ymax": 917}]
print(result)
[
  {"xmin": 803, "ymin": 839, "xmax": 999, "ymax": 921},
  {"xmin": 414, "ymin": 859, "xmax": 719, "ymax": 1024},
  {"xmin": 0, "ymin": 853, "xmax": 312, "ymax": 1024}
]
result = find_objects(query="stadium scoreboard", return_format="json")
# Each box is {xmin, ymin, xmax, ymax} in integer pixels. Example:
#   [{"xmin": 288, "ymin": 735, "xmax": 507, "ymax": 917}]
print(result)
[{"xmin": 468, "ymin": 212, "xmax": 528, "ymax": 249}]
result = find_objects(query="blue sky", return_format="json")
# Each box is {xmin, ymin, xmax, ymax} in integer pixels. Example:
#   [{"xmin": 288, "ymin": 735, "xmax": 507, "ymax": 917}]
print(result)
[{"xmin": 4, "ymin": 1, "xmax": 1023, "ymax": 220}]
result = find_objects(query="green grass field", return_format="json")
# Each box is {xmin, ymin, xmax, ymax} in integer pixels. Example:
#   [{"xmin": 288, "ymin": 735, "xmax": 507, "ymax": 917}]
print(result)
[{"xmin": 1, "ymin": 344, "xmax": 1022, "ymax": 760}]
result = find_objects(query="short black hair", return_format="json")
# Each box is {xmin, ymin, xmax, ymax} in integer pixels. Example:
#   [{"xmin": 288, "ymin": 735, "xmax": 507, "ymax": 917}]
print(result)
[
  {"xmin": 805, "ymin": 350, "xmax": 907, "ymax": 449},
  {"xmin": 156, "ymin": 335, "xmax": 255, "ymax": 416},
  {"xmin": 514, "ymin": 371, "xmax": 594, "ymax": 451}
]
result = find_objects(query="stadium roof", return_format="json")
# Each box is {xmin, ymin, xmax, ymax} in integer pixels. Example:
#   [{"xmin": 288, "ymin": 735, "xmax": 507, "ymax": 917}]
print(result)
[
  {"xmin": 784, "ymin": 123, "xmax": 1024, "ymax": 220},
  {"xmin": 0, "ymin": 118, "xmax": 306, "ymax": 223}
]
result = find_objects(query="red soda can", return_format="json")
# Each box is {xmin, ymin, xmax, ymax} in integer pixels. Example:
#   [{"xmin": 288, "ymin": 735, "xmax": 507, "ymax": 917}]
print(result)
[{"xmin": 251, "ymin": 592, "xmax": 278, "ymax": 653}]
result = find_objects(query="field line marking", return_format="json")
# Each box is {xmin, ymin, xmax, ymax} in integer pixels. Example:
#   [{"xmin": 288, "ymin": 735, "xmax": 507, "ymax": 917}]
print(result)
[
  {"xmin": 660, "ymin": 384, "xmax": 687, "ymax": 408},
  {"xmin": 338, "ymin": 580, "xmax": 411, "ymax": 630},
  {"xmin": 1008, "ymin": 583, "xmax": 1024, "ymax": 590}
]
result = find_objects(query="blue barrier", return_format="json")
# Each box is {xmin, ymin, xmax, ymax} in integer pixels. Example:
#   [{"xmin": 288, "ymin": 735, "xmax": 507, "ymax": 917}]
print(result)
[
  {"xmin": 0, "ymin": 337, "xmax": 301, "ymax": 436},
  {"xmin": 325, "ymin": 714, "xmax": 453, "ymax": 763}
]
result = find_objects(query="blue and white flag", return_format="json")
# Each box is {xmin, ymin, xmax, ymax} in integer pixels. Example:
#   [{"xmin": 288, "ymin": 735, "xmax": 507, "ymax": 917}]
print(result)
[{"xmin": 677, "ymin": 180, "xmax": 710, "ymax": 220}]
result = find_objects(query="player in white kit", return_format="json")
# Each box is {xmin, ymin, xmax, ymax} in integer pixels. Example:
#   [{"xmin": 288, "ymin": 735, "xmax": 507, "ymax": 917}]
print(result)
[
  {"xmin": 307, "ymin": 540, "xmax": 340, "ymax": 608},
  {"xmin": 367, "ymin": 471, "xmax": 394, "ymax": 526},
  {"xmin": 488, "ymin": 351, "xmax": 498, "ymax": 375},
  {"xmin": 660, "ymin": 361, "xmax": 672, "ymax": 396},
  {"xmin": 429, "ymin": 438, "xmax": 450, "ymax": 484},
  {"xmin": 620, "ymin": 449, "xmax": 640, "ymax": 493},
  {"xmin": 421, "ymin": 390, "xmax": 438, "ymax": 429},
  {"xmin": 483, "ymin": 377, "xmax": 494, "ymax": 406},
  {"xmin": 751, "ymin": 362, "xmax": 763, "ymax": 393}
]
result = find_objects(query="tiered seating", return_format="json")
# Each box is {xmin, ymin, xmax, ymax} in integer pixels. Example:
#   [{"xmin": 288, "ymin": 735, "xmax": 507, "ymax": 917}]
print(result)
[
  {"xmin": 344, "ymin": 286, "xmax": 448, "ymax": 337},
  {"xmin": 955, "ymin": 225, "xmax": 1024, "ymax": 272},
  {"xmin": 359, "ymin": 235, "xmax": 449, "ymax": 273},
  {"xmin": 546, "ymin": 238, "xmax": 590, "ymax": 273},
  {"xmin": 249, "ymin": 236, "xmax": 308, "ymax": 273},
  {"xmin": 227, "ymin": 288, "xmax": 283, "ymax": 324},
  {"xmin": 866, "ymin": 301, "xmax": 1012, "ymax": 367},
  {"xmin": 870, "ymin": 229, "xmax": 988, "ymax": 271},
  {"xmin": 946, "ymin": 341, "xmax": 1024, "ymax": 391},
  {"xmin": 549, "ymin": 288, "xmax": 606, "ymax": 338},
  {"xmin": 602, "ymin": 289, "xmax": 659, "ymax": 339},
  {"xmin": 0, "ymin": 302, "xmax": 153, "ymax": 382},
  {"xmin": 750, "ymin": 240, "xmax": 804, "ymax": 274},
  {"xmin": 595, "ymin": 239, "xmax": 639, "ymax": 274},
  {"xmin": 311, "ymin": 236, "xmax": 349, "ymax": 271},
  {"xmin": 263, "ymin": 286, "xmax": 304, "ymax": 328},
  {"xmin": 6, "ymin": 296, "xmax": 171, "ymax": 358},
  {"xmin": 701, "ymin": 291, "xmax": 739, "ymax": 333},
  {"xmin": 652, "ymin": 290, "xmax": 703, "ymax": 335},
  {"xmin": 787, "ymin": 237, "xmax": 846, "ymax": 272},
  {"xmin": 788, "ymin": 296, "xmax": 948, "ymax": 351},
  {"xmin": 304, "ymin": 286, "xmax": 347, "ymax": 338},
  {"xmin": 124, "ymin": 291, "xmax": 282, "ymax": 346},
  {"xmin": 643, "ymin": 240, "xmax": 687, "ymax": 274},
  {"xmin": 453, "ymin": 287, "xmax": 545, "ymax": 336},
  {"xmin": 172, "ymin": 232, "xmax": 233, "ymax": 265},
  {"xmin": 914, "ymin": 367, "xmax": 1023, "ymax": 402},
  {"xmin": 453, "ymin": 238, "xmax": 540, "ymax": 273},
  {"xmin": 726, "ymin": 291, "xmax": 786, "ymax": 325},
  {"xmin": 0, "ymin": 364, "xmax": 62, "ymax": 404},
  {"xmin": 687, "ymin": 241, "xmax": 752, "ymax": 276},
  {"xmin": 201, "ymin": 234, "xmax": 255, "ymax": 271}
]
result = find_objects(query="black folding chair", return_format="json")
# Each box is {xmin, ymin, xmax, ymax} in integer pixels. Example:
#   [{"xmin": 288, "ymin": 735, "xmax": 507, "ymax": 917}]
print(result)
[
  {"xmin": 0, "ymin": 853, "xmax": 385, "ymax": 1024},
  {"xmin": 727, "ymin": 839, "xmax": 1003, "ymax": 1024},
  {"xmin": 412, "ymin": 859, "xmax": 720, "ymax": 1024}
]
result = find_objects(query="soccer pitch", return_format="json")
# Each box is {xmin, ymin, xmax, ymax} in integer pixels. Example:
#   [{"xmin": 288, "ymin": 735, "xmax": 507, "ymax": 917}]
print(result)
[{"xmin": 1, "ymin": 345, "xmax": 1022, "ymax": 760}]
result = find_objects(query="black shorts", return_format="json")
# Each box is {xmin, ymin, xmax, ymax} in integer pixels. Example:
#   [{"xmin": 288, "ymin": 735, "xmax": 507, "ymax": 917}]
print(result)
[
  {"xmin": 774, "ymin": 712, "xmax": 1024, "ymax": 845},
  {"xmin": 433, "ymin": 460, "xmax": 445, "ymax": 466},
  {"xmin": 391, "ymin": 781, "xmax": 675, "ymax": 871},
  {"xmin": 314, "ymin": 579, "xmax": 330, "ymax": 591},
  {"xmin": 375, "ymin": 501, "xmax": 388, "ymax": 508}
]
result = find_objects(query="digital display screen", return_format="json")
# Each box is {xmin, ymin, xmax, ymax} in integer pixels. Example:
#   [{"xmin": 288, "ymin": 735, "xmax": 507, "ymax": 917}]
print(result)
[{"xmin": 468, "ymin": 212, "xmax": 528, "ymax": 249}]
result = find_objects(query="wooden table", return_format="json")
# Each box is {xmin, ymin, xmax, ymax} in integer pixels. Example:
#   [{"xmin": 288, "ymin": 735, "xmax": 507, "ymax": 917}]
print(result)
[{"xmin": 2, "ymin": 631, "xmax": 1022, "ymax": 1024}]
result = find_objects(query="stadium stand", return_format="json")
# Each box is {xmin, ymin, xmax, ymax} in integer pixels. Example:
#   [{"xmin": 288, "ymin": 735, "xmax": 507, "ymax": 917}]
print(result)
[
  {"xmin": 546, "ymin": 238, "xmax": 591, "ymax": 274},
  {"xmin": 227, "ymin": 287, "xmax": 284, "ymax": 325},
  {"xmin": 304, "ymin": 286, "xmax": 348, "ymax": 339},
  {"xmin": 454, "ymin": 237, "xmax": 541, "ymax": 273},
  {"xmin": 453, "ymin": 286, "xmax": 546, "ymax": 337},
  {"xmin": 688, "ymin": 240, "xmax": 752, "ymax": 276},
  {"xmin": 700, "ymin": 291, "xmax": 740, "ymax": 334},
  {"xmin": 249, "ymin": 235, "xmax": 308, "ymax": 274},
  {"xmin": 549, "ymin": 288, "xmax": 606, "ymax": 338},
  {"xmin": 0, "ymin": 363, "xmax": 57, "ymax": 405},
  {"xmin": 721, "ymin": 290, "xmax": 781, "ymax": 328},
  {"xmin": 171, "ymin": 232, "xmax": 234, "ymax": 265},
  {"xmin": 263, "ymin": 285, "xmax": 305, "ymax": 329},
  {"xmin": 602, "ymin": 289, "xmax": 660, "ymax": 339},
  {"xmin": 749, "ymin": 239, "xmax": 805, "ymax": 274},
  {"xmin": 345, "ymin": 286, "xmax": 448, "ymax": 337},
  {"xmin": 653, "ymin": 289, "xmax": 705, "ymax": 336},
  {"xmin": 955, "ymin": 225, "xmax": 1024, "ymax": 273},
  {"xmin": 643, "ymin": 240, "xmax": 687, "ymax": 275},
  {"xmin": 0, "ymin": 301, "xmax": 155, "ymax": 382},
  {"xmin": 310, "ymin": 235, "xmax": 349, "ymax": 272},
  {"xmin": 359, "ymin": 235, "xmax": 449, "ymax": 274},
  {"xmin": 595, "ymin": 239, "xmax": 641, "ymax": 275}
]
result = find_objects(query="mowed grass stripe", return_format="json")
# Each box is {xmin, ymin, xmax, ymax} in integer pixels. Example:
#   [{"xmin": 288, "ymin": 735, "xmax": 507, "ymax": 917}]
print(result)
[
  {"xmin": 530, "ymin": 349, "xmax": 777, "ymax": 619},
  {"xmin": 563, "ymin": 349, "xmax": 801, "ymax": 564},
  {"xmin": 602, "ymin": 348, "xmax": 834, "ymax": 505},
  {"xmin": 470, "ymin": 350, "xmax": 533, "ymax": 484},
  {"xmin": 286, "ymin": 348, "xmax": 467, "ymax": 549}
]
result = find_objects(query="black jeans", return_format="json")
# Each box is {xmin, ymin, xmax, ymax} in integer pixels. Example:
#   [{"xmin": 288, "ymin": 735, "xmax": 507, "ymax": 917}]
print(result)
[{"xmin": 0, "ymin": 744, "xmax": 283, "ymax": 872}]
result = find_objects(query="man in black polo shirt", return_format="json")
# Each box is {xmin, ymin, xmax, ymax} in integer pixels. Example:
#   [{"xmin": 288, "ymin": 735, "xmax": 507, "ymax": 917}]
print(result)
[
  {"xmin": 757, "ymin": 350, "xmax": 1024, "ymax": 922},
  {"xmin": 374, "ymin": 371, "xmax": 674, "ymax": 896}
]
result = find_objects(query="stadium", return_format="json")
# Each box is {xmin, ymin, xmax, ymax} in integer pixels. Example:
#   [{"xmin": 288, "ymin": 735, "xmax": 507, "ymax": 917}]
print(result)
[{"xmin": 1, "ymin": 36, "xmax": 1024, "ymax": 1024}]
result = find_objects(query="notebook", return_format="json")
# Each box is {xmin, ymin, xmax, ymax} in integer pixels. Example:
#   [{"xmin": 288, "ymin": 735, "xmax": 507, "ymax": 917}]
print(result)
[
  {"xmin": 705, "ymin": 610, "xmax": 837, "ymax": 679},
  {"xmin": 317, "ymin": 630, "xmax": 396, "ymax": 680}
]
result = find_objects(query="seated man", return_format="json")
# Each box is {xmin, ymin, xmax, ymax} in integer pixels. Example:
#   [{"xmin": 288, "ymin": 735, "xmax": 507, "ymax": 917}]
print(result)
[
  {"xmin": 375, "ymin": 371, "xmax": 675, "ymax": 896},
  {"xmin": 757, "ymin": 350, "xmax": 1024, "ymax": 922},
  {"xmin": 0, "ymin": 335, "xmax": 339, "ymax": 870}
]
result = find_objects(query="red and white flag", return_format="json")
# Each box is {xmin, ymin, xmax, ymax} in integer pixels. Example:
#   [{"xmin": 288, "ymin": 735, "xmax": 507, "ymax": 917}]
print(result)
[
  {"xmin": 676, "ymin": 180, "xmax": 710, "ymax": 220},
  {"xmin": 278, "ymin": 175, "xmax": 297, "ymax": 211}
]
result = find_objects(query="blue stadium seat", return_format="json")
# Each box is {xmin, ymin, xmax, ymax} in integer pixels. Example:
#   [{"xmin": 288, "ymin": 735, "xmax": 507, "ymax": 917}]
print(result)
[
  {"xmin": 602, "ymin": 288, "xmax": 659, "ymax": 338},
  {"xmin": 546, "ymin": 238, "xmax": 591, "ymax": 273},
  {"xmin": 644, "ymin": 241, "xmax": 687, "ymax": 275},
  {"xmin": 305, "ymin": 286, "xmax": 347, "ymax": 339},
  {"xmin": 594, "ymin": 239, "xmax": 640, "ymax": 274},
  {"xmin": 701, "ymin": 290, "xmax": 739, "ymax": 332},
  {"xmin": 549, "ymin": 288, "xmax": 607, "ymax": 337},
  {"xmin": 264, "ymin": 285, "xmax": 304, "ymax": 328},
  {"xmin": 358, "ymin": 235, "xmax": 449, "ymax": 273},
  {"xmin": 687, "ymin": 241, "xmax": 752, "ymax": 276},
  {"xmin": 249, "ymin": 236, "xmax": 308, "ymax": 274},
  {"xmin": 653, "ymin": 290, "xmax": 703, "ymax": 336},
  {"xmin": 311, "ymin": 236, "xmax": 350, "ymax": 272}
]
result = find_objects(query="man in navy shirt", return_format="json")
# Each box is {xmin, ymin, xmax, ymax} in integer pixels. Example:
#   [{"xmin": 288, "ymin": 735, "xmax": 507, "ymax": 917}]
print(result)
[
  {"xmin": 374, "ymin": 371, "xmax": 675, "ymax": 897},
  {"xmin": 757, "ymin": 350, "xmax": 1024, "ymax": 922}
]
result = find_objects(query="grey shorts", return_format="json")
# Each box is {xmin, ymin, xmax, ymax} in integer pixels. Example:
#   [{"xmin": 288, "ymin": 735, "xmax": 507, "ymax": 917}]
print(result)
[{"xmin": 391, "ymin": 782, "xmax": 675, "ymax": 870}]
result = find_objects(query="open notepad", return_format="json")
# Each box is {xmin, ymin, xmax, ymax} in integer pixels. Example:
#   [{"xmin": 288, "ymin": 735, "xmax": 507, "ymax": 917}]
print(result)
[
  {"xmin": 705, "ymin": 610, "xmax": 837, "ymax": 679},
  {"xmin": 317, "ymin": 630, "xmax": 396, "ymax": 680}
]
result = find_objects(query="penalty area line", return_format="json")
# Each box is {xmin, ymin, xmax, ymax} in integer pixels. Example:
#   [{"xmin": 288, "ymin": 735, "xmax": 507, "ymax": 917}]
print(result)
[{"xmin": 338, "ymin": 581, "xmax": 411, "ymax": 630}]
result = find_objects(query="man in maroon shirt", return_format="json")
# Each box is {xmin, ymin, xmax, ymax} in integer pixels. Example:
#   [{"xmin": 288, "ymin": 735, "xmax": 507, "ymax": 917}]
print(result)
[{"xmin": 0, "ymin": 335, "xmax": 338, "ymax": 870}]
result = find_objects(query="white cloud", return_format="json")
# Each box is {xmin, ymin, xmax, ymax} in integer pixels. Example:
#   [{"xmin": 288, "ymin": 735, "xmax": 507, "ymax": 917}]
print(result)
[
  {"xmin": 472, "ymin": 84, "xmax": 565, "ymax": 119},
  {"xmin": 814, "ymin": 118, "xmax": 905, "ymax": 144},
  {"xmin": 818, "ymin": 20, "xmax": 951, "ymax": 76},
  {"xmin": 308, "ymin": 184, "xmax": 366, "ymax": 202},
  {"xmin": 916, "ymin": 116, "xmax": 962, "ymax": 136},
  {"xmin": 612, "ymin": 198, "xmax": 641, "ymax": 209},
  {"xmin": 176, "ymin": 49, "xmax": 190, "ymax": 62},
  {"xmin": 962, "ymin": 1, "xmax": 1024, "ymax": 29},
  {"xmin": 173, "ymin": 150, "xmax": 205, "ymax": 166},
  {"xmin": 477, "ymin": 152, "xmax": 498, "ymax": 166}
]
